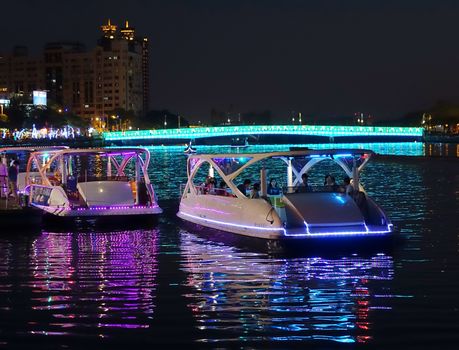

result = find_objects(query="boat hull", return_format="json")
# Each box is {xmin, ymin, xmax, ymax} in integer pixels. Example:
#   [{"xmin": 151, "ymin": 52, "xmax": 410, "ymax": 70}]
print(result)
[
  {"xmin": 178, "ymin": 196, "xmax": 285, "ymax": 239},
  {"xmin": 178, "ymin": 194, "xmax": 393, "ymax": 241},
  {"xmin": 180, "ymin": 219, "xmax": 396, "ymax": 255}
]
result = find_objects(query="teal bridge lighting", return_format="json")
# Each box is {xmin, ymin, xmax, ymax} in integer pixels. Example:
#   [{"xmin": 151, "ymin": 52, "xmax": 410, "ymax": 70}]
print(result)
[{"xmin": 104, "ymin": 125, "xmax": 424, "ymax": 141}]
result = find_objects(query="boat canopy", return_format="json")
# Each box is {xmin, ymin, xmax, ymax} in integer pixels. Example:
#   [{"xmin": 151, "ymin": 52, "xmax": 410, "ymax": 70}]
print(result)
[
  {"xmin": 26, "ymin": 147, "xmax": 152, "ymax": 188},
  {"xmin": 184, "ymin": 149, "xmax": 374, "ymax": 198},
  {"xmin": 0, "ymin": 146, "xmax": 68, "ymax": 154}
]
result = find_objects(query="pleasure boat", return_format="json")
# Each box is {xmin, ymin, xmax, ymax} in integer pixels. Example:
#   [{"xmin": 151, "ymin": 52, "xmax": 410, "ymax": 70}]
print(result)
[
  {"xmin": 0, "ymin": 146, "xmax": 68, "ymax": 193},
  {"xmin": 177, "ymin": 149, "xmax": 393, "ymax": 240},
  {"xmin": 24, "ymin": 147, "xmax": 162, "ymax": 218}
]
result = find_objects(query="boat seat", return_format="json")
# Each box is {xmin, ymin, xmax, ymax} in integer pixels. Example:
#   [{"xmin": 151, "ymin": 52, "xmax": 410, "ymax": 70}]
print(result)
[{"xmin": 77, "ymin": 181, "xmax": 135, "ymax": 207}]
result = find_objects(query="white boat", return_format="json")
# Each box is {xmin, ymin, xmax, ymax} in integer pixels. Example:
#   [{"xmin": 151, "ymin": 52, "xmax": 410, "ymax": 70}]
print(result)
[
  {"xmin": 25, "ymin": 147, "xmax": 162, "ymax": 218},
  {"xmin": 177, "ymin": 149, "xmax": 393, "ymax": 240},
  {"xmin": 0, "ymin": 146, "xmax": 68, "ymax": 193}
]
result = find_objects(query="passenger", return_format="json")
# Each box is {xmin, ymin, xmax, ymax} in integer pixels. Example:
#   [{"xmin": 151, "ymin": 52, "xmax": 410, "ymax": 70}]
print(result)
[
  {"xmin": 250, "ymin": 183, "xmax": 260, "ymax": 199},
  {"xmin": 207, "ymin": 177, "xmax": 216, "ymax": 194},
  {"xmin": 201, "ymin": 176, "xmax": 212, "ymax": 194},
  {"xmin": 342, "ymin": 176, "xmax": 354, "ymax": 196},
  {"xmin": 215, "ymin": 180, "xmax": 229, "ymax": 196},
  {"xmin": 267, "ymin": 178, "xmax": 281, "ymax": 195},
  {"xmin": 7, "ymin": 160, "xmax": 19, "ymax": 202},
  {"xmin": 0, "ymin": 155, "xmax": 7, "ymax": 199},
  {"xmin": 237, "ymin": 179, "xmax": 251, "ymax": 197},
  {"xmin": 324, "ymin": 174, "xmax": 338, "ymax": 192},
  {"xmin": 296, "ymin": 173, "xmax": 313, "ymax": 192},
  {"xmin": 354, "ymin": 190, "xmax": 368, "ymax": 218}
]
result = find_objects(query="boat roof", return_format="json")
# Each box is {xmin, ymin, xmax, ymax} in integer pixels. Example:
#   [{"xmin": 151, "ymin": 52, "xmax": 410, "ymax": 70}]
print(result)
[
  {"xmin": 188, "ymin": 149, "xmax": 374, "ymax": 161},
  {"xmin": 0, "ymin": 146, "xmax": 68, "ymax": 153},
  {"xmin": 29, "ymin": 147, "xmax": 149, "ymax": 157}
]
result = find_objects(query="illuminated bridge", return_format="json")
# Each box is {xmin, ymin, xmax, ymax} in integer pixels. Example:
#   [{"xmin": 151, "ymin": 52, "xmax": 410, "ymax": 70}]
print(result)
[{"xmin": 104, "ymin": 125, "xmax": 424, "ymax": 143}]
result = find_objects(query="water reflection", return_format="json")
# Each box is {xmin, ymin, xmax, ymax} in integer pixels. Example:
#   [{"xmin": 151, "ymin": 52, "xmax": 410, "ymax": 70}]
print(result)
[
  {"xmin": 0, "ymin": 230, "xmax": 159, "ymax": 343},
  {"xmin": 180, "ymin": 231, "xmax": 394, "ymax": 344}
]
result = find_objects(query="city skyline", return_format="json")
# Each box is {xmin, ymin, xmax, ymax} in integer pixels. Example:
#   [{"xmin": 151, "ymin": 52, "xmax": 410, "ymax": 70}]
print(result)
[{"xmin": 2, "ymin": 0, "xmax": 459, "ymax": 122}]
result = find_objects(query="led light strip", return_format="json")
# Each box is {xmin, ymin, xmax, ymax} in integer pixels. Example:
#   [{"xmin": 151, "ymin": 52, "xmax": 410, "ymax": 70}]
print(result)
[
  {"xmin": 283, "ymin": 221, "xmax": 393, "ymax": 237},
  {"xmin": 178, "ymin": 211, "xmax": 286, "ymax": 232}
]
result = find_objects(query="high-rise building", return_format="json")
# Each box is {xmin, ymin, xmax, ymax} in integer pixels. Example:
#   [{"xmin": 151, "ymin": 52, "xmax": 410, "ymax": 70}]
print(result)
[
  {"xmin": 0, "ymin": 20, "xmax": 150, "ymax": 127},
  {"xmin": 0, "ymin": 46, "xmax": 45, "ymax": 97},
  {"xmin": 44, "ymin": 42, "xmax": 86, "ymax": 106}
]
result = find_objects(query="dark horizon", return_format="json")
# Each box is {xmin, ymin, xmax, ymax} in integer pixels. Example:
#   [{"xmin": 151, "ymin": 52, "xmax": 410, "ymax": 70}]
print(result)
[{"xmin": 2, "ymin": 0, "xmax": 459, "ymax": 123}]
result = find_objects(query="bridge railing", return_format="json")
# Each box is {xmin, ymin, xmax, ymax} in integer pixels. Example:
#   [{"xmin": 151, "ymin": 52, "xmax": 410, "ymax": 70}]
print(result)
[{"xmin": 104, "ymin": 125, "xmax": 424, "ymax": 141}]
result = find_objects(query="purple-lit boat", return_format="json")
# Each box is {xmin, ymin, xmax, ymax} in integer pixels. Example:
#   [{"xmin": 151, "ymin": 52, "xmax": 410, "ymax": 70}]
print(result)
[
  {"xmin": 177, "ymin": 149, "xmax": 393, "ymax": 240},
  {"xmin": 24, "ymin": 148, "xmax": 162, "ymax": 218}
]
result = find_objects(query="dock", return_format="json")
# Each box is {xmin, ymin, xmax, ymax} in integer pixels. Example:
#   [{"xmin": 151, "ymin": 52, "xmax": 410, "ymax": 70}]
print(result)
[{"xmin": 0, "ymin": 198, "xmax": 42, "ymax": 231}]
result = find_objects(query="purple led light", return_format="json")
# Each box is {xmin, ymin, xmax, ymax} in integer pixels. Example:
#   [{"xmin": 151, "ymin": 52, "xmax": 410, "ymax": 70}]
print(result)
[{"xmin": 41, "ymin": 204, "xmax": 159, "ymax": 211}]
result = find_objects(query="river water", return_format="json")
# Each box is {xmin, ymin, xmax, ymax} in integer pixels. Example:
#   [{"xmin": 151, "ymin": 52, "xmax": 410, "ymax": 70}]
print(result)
[{"xmin": 0, "ymin": 142, "xmax": 458, "ymax": 349}]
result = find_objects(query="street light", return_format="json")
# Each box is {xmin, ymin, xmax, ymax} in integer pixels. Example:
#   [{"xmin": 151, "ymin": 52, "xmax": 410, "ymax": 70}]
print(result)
[{"xmin": 164, "ymin": 115, "xmax": 167, "ymax": 128}]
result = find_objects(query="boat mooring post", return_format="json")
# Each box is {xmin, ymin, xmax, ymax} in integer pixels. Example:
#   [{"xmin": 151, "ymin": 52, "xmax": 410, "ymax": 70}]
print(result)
[
  {"xmin": 208, "ymin": 164, "xmax": 214, "ymax": 178},
  {"xmin": 135, "ymin": 154, "xmax": 141, "ymax": 204},
  {"xmin": 352, "ymin": 157, "xmax": 359, "ymax": 192},
  {"xmin": 260, "ymin": 166, "xmax": 267, "ymax": 196},
  {"xmin": 287, "ymin": 158, "xmax": 293, "ymax": 190}
]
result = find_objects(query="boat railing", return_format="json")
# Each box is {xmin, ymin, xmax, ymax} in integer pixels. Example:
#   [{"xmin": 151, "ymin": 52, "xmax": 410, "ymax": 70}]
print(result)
[
  {"xmin": 281, "ymin": 185, "xmax": 347, "ymax": 194},
  {"xmin": 76, "ymin": 175, "xmax": 131, "ymax": 183},
  {"xmin": 181, "ymin": 183, "xmax": 235, "ymax": 197}
]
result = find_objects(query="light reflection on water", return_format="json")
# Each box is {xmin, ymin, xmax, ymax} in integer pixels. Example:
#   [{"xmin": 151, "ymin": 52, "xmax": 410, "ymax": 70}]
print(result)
[
  {"xmin": 0, "ymin": 230, "xmax": 159, "ymax": 342},
  {"xmin": 180, "ymin": 231, "xmax": 394, "ymax": 344}
]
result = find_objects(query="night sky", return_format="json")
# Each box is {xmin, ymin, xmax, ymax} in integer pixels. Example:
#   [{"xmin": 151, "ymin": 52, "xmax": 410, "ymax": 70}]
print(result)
[{"xmin": 2, "ymin": 0, "xmax": 459, "ymax": 122}]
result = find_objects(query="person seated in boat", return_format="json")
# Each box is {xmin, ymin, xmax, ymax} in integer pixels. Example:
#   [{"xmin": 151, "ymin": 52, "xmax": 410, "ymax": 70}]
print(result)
[
  {"xmin": 200, "ymin": 176, "xmax": 212, "ymax": 194},
  {"xmin": 341, "ymin": 176, "xmax": 354, "ymax": 196},
  {"xmin": 353, "ymin": 190, "xmax": 369, "ymax": 218},
  {"xmin": 205, "ymin": 177, "xmax": 217, "ymax": 194},
  {"xmin": 215, "ymin": 180, "xmax": 229, "ymax": 196},
  {"xmin": 237, "ymin": 179, "xmax": 251, "ymax": 197},
  {"xmin": 324, "ymin": 174, "xmax": 338, "ymax": 192},
  {"xmin": 267, "ymin": 178, "xmax": 281, "ymax": 195},
  {"xmin": 49, "ymin": 170, "xmax": 62, "ymax": 186},
  {"xmin": 250, "ymin": 183, "xmax": 261, "ymax": 199},
  {"xmin": 296, "ymin": 173, "xmax": 313, "ymax": 193}
]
